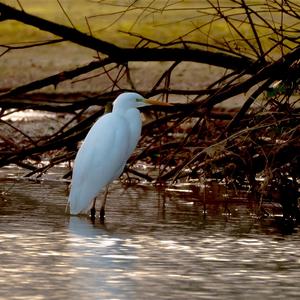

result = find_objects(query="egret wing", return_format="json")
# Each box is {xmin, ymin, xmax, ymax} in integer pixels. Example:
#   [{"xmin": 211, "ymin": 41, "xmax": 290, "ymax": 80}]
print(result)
[{"xmin": 68, "ymin": 113, "xmax": 130, "ymax": 214}]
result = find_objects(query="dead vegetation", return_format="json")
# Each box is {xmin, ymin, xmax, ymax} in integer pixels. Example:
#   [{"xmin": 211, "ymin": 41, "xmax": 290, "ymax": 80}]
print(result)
[{"xmin": 0, "ymin": 1, "xmax": 299, "ymax": 220}]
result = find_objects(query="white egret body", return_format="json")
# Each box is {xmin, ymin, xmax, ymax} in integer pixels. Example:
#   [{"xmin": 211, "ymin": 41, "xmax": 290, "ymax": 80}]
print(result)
[{"xmin": 68, "ymin": 92, "xmax": 169, "ymax": 218}]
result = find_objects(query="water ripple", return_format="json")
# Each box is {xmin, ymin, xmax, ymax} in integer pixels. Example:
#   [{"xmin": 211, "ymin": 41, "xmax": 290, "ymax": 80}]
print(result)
[{"xmin": 0, "ymin": 176, "xmax": 300, "ymax": 299}]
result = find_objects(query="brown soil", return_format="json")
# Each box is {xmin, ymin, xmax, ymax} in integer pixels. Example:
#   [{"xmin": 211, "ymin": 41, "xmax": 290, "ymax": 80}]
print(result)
[{"xmin": 1, "ymin": 42, "xmax": 244, "ymax": 108}]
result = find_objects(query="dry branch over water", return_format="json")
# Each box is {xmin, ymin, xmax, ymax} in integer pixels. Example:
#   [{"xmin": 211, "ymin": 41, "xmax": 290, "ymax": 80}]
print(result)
[{"xmin": 0, "ymin": 1, "xmax": 299, "ymax": 221}]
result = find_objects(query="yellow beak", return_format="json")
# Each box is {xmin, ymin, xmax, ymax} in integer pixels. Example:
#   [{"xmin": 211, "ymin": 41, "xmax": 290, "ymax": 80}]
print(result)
[{"xmin": 144, "ymin": 99, "xmax": 173, "ymax": 106}]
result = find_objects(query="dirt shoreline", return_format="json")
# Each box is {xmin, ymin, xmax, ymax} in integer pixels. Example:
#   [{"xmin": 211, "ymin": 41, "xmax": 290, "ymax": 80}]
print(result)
[{"xmin": 1, "ymin": 42, "xmax": 245, "ymax": 108}]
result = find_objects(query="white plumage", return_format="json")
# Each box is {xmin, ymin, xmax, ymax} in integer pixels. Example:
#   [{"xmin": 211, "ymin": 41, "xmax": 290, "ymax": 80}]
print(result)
[{"xmin": 68, "ymin": 92, "xmax": 167, "ymax": 217}]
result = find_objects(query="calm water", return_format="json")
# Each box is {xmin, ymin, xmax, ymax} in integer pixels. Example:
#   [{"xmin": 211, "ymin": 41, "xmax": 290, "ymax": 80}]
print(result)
[{"xmin": 0, "ymin": 168, "xmax": 300, "ymax": 300}]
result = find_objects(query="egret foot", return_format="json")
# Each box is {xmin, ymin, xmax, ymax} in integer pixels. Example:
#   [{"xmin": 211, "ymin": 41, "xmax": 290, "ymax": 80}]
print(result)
[
  {"xmin": 100, "ymin": 207, "xmax": 105, "ymax": 222},
  {"xmin": 90, "ymin": 207, "xmax": 96, "ymax": 221}
]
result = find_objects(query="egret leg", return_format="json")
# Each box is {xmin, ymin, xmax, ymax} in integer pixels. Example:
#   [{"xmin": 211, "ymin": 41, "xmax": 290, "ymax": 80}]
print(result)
[
  {"xmin": 90, "ymin": 198, "xmax": 97, "ymax": 221},
  {"xmin": 99, "ymin": 186, "xmax": 109, "ymax": 221}
]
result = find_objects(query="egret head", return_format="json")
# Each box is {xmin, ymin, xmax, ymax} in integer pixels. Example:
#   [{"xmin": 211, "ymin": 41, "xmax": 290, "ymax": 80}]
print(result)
[
  {"xmin": 113, "ymin": 92, "xmax": 146, "ymax": 110},
  {"xmin": 113, "ymin": 92, "xmax": 172, "ymax": 112}
]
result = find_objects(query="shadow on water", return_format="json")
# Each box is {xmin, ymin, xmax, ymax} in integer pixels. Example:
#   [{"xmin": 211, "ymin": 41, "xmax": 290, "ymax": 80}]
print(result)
[{"xmin": 0, "ymin": 167, "xmax": 300, "ymax": 300}]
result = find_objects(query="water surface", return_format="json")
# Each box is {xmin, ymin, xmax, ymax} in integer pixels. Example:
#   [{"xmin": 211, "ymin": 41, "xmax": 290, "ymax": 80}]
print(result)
[{"xmin": 0, "ymin": 170, "xmax": 300, "ymax": 300}]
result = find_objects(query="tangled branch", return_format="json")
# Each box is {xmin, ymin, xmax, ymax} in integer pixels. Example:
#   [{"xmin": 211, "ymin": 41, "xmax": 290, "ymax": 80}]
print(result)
[{"xmin": 0, "ymin": 1, "xmax": 299, "ymax": 217}]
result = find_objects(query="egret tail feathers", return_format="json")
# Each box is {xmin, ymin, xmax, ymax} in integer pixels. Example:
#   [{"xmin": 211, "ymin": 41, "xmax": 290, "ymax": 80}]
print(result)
[{"xmin": 68, "ymin": 185, "xmax": 95, "ymax": 215}]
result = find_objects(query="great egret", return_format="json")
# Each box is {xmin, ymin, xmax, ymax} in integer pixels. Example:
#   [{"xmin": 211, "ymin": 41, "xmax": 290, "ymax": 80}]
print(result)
[{"xmin": 68, "ymin": 92, "xmax": 171, "ymax": 220}]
